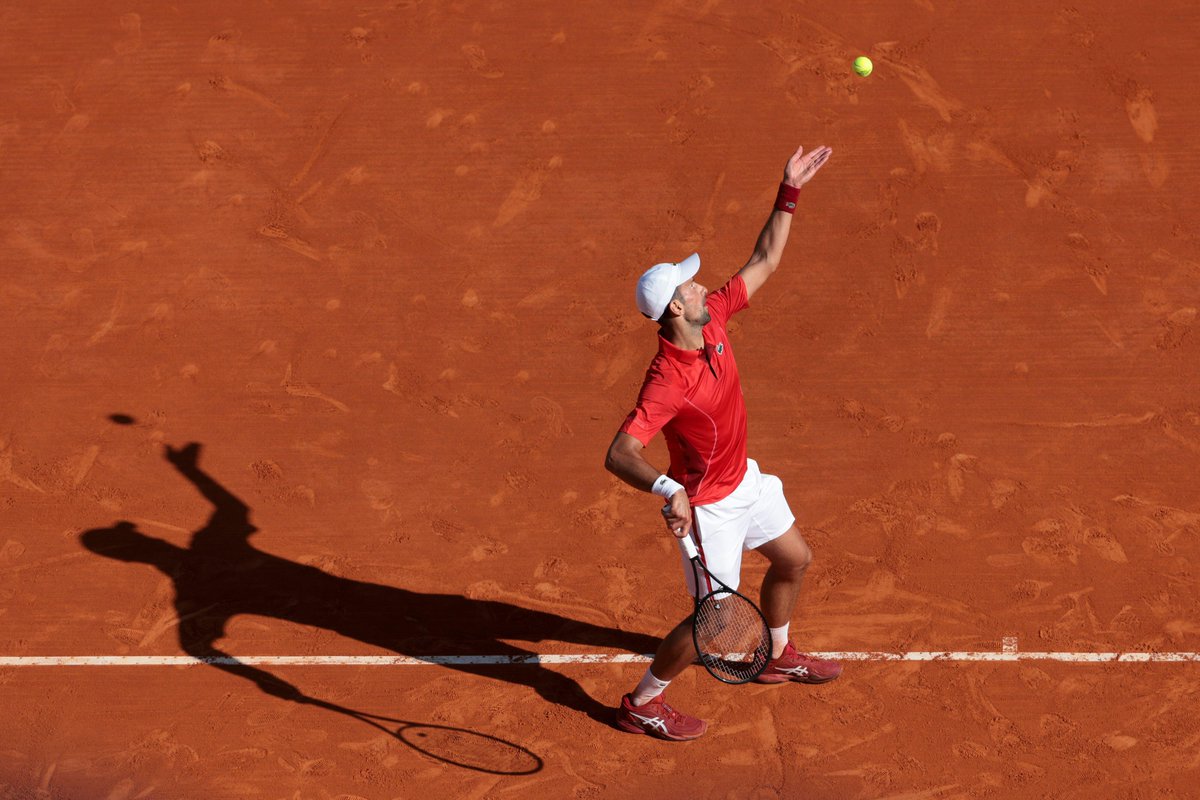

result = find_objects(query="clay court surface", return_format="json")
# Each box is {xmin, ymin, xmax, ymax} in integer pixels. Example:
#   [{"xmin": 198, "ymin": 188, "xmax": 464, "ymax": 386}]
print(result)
[{"xmin": 2, "ymin": 0, "xmax": 1200, "ymax": 797}]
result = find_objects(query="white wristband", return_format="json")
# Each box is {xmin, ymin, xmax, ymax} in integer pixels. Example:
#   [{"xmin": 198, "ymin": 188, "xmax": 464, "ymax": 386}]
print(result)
[{"xmin": 651, "ymin": 474, "xmax": 685, "ymax": 500}]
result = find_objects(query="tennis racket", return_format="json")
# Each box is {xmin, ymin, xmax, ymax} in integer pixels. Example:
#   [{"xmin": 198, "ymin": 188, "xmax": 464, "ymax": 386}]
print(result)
[{"xmin": 680, "ymin": 534, "xmax": 772, "ymax": 684}]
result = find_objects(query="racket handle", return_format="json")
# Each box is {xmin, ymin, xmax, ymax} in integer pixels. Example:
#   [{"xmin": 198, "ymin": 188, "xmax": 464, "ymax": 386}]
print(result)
[{"xmin": 680, "ymin": 535, "xmax": 698, "ymax": 560}]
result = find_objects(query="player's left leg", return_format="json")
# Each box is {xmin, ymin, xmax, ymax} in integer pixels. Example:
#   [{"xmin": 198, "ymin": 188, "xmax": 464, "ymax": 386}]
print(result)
[
  {"xmin": 753, "ymin": 527, "xmax": 841, "ymax": 684},
  {"xmin": 744, "ymin": 461, "xmax": 842, "ymax": 685},
  {"xmin": 754, "ymin": 526, "xmax": 812, "ymax": 643}
]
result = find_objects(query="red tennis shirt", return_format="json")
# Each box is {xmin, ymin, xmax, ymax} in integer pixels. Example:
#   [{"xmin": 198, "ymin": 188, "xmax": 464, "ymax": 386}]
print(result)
[{"xmin": 620, "ymin": 275, "xmax": 750, "ymax": 506}]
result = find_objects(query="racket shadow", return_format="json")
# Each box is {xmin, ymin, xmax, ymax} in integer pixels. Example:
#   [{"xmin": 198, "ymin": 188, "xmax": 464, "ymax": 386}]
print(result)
[
  {"xmin": 79, "ymin": 438, "xmax": 658, "ymax": 752},
  {"xmin": 305, "ymin": 696, "xmax": 543, "ymax": 776}
]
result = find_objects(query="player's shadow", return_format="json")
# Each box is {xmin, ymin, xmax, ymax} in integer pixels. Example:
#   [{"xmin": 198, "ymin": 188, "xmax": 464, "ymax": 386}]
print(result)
[{"xmin": 80, "ymin": 442, "xmax": 655, "ymax": 732}]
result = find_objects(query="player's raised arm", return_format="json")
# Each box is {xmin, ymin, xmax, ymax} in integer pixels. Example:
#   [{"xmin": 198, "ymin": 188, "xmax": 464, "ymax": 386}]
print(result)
[
  {"xmin": 737, "ymin": 145, "xmax": 832, "ymax": 300},
  {"xmin": 165, "ymin": 442, "xmax": 256, "ymax": 541}
]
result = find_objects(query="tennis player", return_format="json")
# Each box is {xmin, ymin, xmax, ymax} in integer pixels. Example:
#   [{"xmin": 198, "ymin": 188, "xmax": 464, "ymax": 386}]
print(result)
[{"xmin": 606, "ymin": 145, "xmax": 840, "ymax": 741}]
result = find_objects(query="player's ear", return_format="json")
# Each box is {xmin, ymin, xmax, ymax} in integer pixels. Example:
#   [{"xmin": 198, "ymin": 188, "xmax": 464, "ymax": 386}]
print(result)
[{"xmin": 658, "ymin": 290, "xmax": 683, "ymax": 324}]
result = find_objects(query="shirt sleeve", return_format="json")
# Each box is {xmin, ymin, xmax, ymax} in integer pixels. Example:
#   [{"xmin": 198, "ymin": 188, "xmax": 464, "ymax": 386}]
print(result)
[
  {"xmin": 704, "ymin": 274, "xmax": 750, "ymax": 329},
  {"xmin": 618, "ymin": 376, "xmax": 683, "ymax": 446}
]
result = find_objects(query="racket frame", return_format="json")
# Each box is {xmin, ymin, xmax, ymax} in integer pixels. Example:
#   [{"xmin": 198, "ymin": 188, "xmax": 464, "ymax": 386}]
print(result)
[{"xmin": 680, "ymin": 533, "xmax": 772, "ymax": 684}]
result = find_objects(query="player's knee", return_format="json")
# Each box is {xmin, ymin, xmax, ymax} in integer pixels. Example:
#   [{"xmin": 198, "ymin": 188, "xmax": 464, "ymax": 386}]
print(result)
[
  {"xmin": 787, "ymin": 540, "xmax": 812, "ymax": 575},
  {"xmin": 769, "ymin": 535, "xmax": 811, "ymax": 576},
  {"xmin": 795, "ymin": 540, "xmax": 813, "ymax": 571}
]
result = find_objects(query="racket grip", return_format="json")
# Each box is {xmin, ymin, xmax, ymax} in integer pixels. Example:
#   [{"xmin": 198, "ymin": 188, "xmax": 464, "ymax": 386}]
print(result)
[{"xmin": 680, "ymin": 535, "xmax": 699, "ymax": 560}]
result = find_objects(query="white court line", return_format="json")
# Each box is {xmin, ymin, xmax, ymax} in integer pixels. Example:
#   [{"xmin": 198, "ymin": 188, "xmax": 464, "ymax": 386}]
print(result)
[{"xmin": 1, "ymin": 651, "xmax": 1199, "ymax": 666}]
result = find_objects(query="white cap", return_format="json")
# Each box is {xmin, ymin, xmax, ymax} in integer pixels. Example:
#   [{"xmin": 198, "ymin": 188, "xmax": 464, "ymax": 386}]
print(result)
[{"xmin": 635, "ymin": 253, "xmax": 700, "ymax": 320}]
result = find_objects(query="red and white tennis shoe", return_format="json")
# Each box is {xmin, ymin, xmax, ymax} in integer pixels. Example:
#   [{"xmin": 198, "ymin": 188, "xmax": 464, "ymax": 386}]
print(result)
[
  {"xmin": 754, "ymin": 642, "xmax": 843, "ymax": 684},
  {"xmin": 615, "ymin": 693, "xmax": 708, "ymax": 741}
]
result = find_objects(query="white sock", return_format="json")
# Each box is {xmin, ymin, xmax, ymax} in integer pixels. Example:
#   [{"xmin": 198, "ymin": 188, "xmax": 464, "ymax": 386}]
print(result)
[
  {"xmin": 630, "ymin": 669, "xmax": 671, "ymax": 706},
  {"xmin": 769, "ymin": 624, "xmax": 790, "ymax": 658}
]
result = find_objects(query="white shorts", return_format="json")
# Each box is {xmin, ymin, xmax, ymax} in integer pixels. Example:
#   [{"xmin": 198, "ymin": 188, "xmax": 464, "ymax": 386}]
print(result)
[{"xmin": 678, "ymin": 458, "xmax": 795, "ymax": 596}]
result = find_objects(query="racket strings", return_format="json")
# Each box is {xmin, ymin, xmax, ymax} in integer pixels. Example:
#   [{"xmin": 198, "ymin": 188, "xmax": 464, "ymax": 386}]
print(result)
[{"xmin": 693, "ymin": 589, "xmax": 771, "ymax": 682}]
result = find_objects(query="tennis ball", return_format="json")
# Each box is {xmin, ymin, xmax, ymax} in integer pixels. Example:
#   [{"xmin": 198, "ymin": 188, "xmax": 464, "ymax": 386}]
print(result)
[{"xmin": 853, "ymin": 56, "xmax": 873, "ymax": 77}]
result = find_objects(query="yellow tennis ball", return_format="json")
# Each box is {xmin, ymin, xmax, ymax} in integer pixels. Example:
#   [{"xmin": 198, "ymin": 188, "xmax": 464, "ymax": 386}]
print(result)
[{"xmin": 853, "ymin": 56, "xmax": 873, "ymax": 77}]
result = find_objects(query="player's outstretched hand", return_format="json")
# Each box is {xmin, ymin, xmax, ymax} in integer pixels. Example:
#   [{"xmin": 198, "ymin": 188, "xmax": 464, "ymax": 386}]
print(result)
[
  {"xmin": 783, "ymin": 145, "xmax": 832, "ymax": 189},
  {"xmin": 165, "ymin": 442, "xmax": 202, "ymax": 468}
]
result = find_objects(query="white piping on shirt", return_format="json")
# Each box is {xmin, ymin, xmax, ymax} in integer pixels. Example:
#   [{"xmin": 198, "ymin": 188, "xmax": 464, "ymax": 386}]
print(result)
[{"xmin": 682, "ymin": 395, "xmax": 719, "ymax": 502}]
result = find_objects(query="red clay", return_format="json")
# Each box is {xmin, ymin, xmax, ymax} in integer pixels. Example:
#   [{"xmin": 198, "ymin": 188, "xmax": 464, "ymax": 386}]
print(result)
[{"xmin": 2, "ymin": 1, "xmax": 1199, "ymax": 797}]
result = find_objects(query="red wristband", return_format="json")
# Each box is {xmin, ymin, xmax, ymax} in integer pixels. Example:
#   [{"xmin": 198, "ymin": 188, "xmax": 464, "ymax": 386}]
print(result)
[{"xmin": 774, "ymin": 182, "xmax": 800, "ymax": 214}]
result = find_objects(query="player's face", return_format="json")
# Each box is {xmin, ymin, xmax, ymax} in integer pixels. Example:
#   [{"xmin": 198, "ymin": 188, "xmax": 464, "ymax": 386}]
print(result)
[{"xmin": 677, "ymin": 279, "xmax": 710, "ymax": 325}]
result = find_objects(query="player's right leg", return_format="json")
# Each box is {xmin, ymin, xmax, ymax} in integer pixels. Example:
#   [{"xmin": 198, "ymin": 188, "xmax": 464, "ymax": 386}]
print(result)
[
  {"xmin": 615, "ymin": 617, "xmax": 707, "ymax": 741},
  {"xmin": 615, "ymin": 478, "xmax": 760, "ymax": 741},
  {"xmin": 648, "ymin": 616, "xmax": 696, "ymax": 681}
]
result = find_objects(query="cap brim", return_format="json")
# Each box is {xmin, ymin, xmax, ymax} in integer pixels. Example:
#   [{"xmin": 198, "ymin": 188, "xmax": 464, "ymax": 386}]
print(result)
[{"xmin": 676, "ymin": 253, "xmax": 700, "ymax": 284}]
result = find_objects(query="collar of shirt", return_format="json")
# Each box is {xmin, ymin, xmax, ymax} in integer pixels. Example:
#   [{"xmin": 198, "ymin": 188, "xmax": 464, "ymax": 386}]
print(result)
[{"xmin": 656, "ymin": 332, "xmax": 708, "ymax": 364}]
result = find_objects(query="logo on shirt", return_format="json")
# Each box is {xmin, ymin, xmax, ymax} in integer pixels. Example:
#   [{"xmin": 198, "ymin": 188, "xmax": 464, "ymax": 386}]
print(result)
[{"xmin": 716, "ymin": 343, "xmax": 725, "ymax": 355}]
